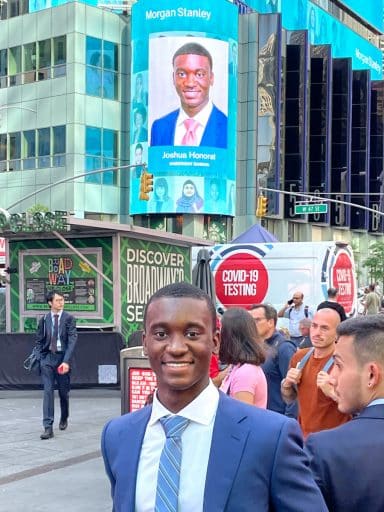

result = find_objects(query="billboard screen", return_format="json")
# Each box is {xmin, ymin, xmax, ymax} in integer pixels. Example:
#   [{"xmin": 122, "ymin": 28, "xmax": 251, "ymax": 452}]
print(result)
[
  {"xmin": 244, "ymin": 0, "xmax": 382, "ymax": 79},
  {"xmin": 129, "ymin": 0, "xmax": 238, "ymax": 216},
  {"xmin": 338, "ymin": 1, "xmax": 384, "ymax": 32}
]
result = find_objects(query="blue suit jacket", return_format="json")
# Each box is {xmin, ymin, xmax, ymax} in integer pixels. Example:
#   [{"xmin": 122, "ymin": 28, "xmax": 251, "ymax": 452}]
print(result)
[
  {"xmin": 306, "ymin": 404, "xmax": 384, "ymax": 511},
  {"xmin": 35, "ymin": 311, "xmax": 77, "ymax": 364},
  {"xmin": 101, "ymin": 392, "xmax": 327, "ymax": 511},
  {"xmin": 150, "ymin": 105, "xmax": 227, "ymax": 148}
]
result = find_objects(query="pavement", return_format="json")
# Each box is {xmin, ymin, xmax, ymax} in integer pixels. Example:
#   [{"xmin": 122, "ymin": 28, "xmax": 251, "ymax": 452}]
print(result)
[{"xmin": 0, "ymin": 388, "xmax": 121, "ymax": 512}]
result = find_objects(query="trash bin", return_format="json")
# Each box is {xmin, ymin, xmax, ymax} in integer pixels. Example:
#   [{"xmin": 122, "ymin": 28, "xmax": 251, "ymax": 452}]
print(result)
[{"xmin": 120, "ymin": 346, "xmax": 157, "ymax": 415}]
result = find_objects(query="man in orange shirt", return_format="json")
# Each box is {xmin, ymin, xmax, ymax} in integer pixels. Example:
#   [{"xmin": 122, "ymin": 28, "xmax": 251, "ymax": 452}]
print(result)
[{"xmin": 281, "ymin": 308, "xmax": 350, "ymax": 437}]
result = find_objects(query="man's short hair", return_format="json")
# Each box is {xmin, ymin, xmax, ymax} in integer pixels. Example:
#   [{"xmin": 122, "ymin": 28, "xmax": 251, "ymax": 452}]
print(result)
[
  {"xmin": 172, "ymin": 42, "xmax": 213, "ymax": 70},
  {"xmin": 337, "ymin": 315, "xmax": 384, "ymax": 366},
  {"xmin": 250, "ymin": 303, "xmax": 278, "ymax": 326},
  {"xmin": 46, "ymin": 290, "xmax": 64, "ymax": 303},
  {"xmin": 135, "ymin": 143, "xmax": 143, "ymax": 152},
  {"xmin": 143, "ymin": 282, "xmax": 217, "ymax": 331},
  {"xmin": 299, "ymin": 317, "xmax": 312, "ymax": 328},
  {"xmin": 327, "ymin": 287, "xmax": 338, "ymax": 298}
]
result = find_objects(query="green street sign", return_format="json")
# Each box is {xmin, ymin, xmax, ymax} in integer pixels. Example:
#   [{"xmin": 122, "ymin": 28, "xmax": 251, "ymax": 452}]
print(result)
[{"xmin": 295, "ymin": 203, "xmax": 328, "ymax": 215}]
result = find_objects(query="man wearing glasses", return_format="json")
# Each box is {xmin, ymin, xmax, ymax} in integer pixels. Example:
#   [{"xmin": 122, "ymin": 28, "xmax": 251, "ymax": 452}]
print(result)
[{"xmin": 250, "ymin": 304, "xmax": 297, "ymax": 417}]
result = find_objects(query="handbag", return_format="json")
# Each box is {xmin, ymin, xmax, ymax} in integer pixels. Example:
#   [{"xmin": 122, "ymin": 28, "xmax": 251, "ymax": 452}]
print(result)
[{"xmin": 23, "ymin": 346, "xmax": 41, "ymax": 372}]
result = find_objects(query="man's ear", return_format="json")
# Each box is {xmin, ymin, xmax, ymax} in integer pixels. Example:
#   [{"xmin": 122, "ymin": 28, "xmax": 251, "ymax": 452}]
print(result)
[
  {"xmin": 212, "ymin": 329, "xmax": 220, "ymax": 355},
  {"xmin": 367, "ymin": 362, "xmax": 381, "ymax": 388},
  {"xmin": 142, "ymin": 332, "xmax": 148, "ymax": 356}
]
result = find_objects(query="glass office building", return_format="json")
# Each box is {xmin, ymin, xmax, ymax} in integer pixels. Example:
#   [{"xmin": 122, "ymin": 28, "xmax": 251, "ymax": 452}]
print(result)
[{"xmin": 0, "ymin": 0, "xmax": 383, "ymax": 247}]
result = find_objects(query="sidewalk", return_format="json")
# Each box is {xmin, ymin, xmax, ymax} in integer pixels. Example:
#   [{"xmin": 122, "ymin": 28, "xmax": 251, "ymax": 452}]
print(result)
[{"xmin": 0, "ymin": 388, "xmax": 121, "ymax": 512}]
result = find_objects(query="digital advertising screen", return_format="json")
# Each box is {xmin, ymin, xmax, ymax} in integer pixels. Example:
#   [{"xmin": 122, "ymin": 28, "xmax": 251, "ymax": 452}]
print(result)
[
  {"xmin": 129, "ymin": 0, "xmax": 238, "ymax": 216},
  {"xmin": 338, "ymin": 1, "xmax": 384, "ymax": 32},
  {"xmin": 244, "ymin": 0, "xmax": 383, "ymax": 80}
]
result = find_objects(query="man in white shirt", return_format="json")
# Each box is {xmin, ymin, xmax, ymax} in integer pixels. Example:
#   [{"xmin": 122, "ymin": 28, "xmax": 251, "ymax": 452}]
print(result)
[
  {"xmin": 101, "ymin": 282, "xmax": 327, "ymax": 511},
  {"xmin": 278, "ymin": 291, "xmax": 313, "ymax": 342}
]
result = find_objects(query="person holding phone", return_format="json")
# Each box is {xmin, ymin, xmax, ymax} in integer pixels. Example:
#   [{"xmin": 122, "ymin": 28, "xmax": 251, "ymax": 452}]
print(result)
[{"xmin": 278, "ymin": 291, "xmax": 313, "ymax": 343}]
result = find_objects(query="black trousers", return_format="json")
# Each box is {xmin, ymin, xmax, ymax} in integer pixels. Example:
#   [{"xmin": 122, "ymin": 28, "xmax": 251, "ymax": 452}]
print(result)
[{"xmin": 40, "ymin": 352, "xmax": 70, "ymax": 428}]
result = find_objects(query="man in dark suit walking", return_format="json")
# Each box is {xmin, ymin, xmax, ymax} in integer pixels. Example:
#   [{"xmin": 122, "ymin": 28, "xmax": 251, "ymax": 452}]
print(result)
[
  {"xmin": 150, "ymin": 42, "xmax": 228, "ymax": 148},
  {"xmin": 36, "ymin": 290, "xmax": 77, "ymax": 439},
  {"xmin": 101, "ymin": 282, "xmax": 327, "ymax": 511},
  {"xmin": 306, "ymin": 315, "xmax": 384, "ymax": 511}
]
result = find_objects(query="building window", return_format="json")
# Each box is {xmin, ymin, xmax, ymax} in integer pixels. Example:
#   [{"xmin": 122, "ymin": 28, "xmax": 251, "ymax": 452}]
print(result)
[
  {"xmin": 0, "ymin": 125, "xmax": 65, "ymax": 171},
  {"xmin": 53, "ymin": 36, "xmax": 66, "ymax": 77},
  {"xmin": 1, "ymin": 36, "xmax": 66, "ymax": 88},
  {"xmin": 9, "ymin": 46, "xmax": 22, "ymax": 86},
  {"xmin": 23, "ymin": 42, "xmax": 37, "ymax": 84},
  {"xmin": 85, "ymin": 126, "xmax": 118, "ymax": 184},
  {"xmin": 9, "ymin": 132, "xmax": 21, "ymax": 171},
  {"xmin": 23, "ymin": 130, "xmax": 36, "ymax": 170},
  {"xmin": 0, "ymin": 49, "xmax": 7, "ymax": 88},
  {"xmin": 53, "ymin": 125, "xmax": 66, "ymax": 167},
  {"xmin": 38, "ymin": 128, "xmax": 50, "ymax": 168},
  {"xmin": 0, "ymin": 134, "xmax": 7, "ymax": 172},
  {"xmin": 85, "ymin": 36, "xmax": 118, "ymax": 100},
  {"xmin": 37, "ymin": 39, "xmax": 51, "ymax": 80}
]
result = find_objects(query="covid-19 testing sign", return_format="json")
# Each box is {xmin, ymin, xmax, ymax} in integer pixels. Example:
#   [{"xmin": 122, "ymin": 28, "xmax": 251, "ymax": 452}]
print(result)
[{"xmin": 129, "ymin": 0, "xmax": 238, "ymax": 217}]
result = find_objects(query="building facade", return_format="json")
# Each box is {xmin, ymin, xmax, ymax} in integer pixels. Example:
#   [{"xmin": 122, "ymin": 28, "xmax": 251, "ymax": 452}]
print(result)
[{"xmin": 0, "ymin": 0, "xmax": 383, "ymax": 268}]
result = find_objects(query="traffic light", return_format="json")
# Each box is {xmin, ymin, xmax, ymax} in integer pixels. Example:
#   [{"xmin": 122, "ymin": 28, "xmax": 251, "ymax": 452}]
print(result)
[
  {"xmin": 256, "ymin": 195, "xmax": 268, "ymax": 217},
  {"xmin": 139, "ymin": 170, "xmax": 154, "ymax": 201}
]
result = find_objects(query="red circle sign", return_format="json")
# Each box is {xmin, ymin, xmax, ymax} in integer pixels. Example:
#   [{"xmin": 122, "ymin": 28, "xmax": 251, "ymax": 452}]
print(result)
[
  {"xmin": 331, "ymin": 251, "xmax": 355, "ymax": 315},
  {"xmin": 215, "ymin": 252, "xmax": 269, "ymax": 309}
]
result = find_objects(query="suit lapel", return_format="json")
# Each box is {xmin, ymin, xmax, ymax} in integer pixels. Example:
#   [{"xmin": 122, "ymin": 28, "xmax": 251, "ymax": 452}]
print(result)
[
  {"xmin": 120, "ymin": 407, "xmax": 151, "ymax": 508},
  {"xmin": 203, "ymin": 393, "xmax": 250, "ymax": 512}
]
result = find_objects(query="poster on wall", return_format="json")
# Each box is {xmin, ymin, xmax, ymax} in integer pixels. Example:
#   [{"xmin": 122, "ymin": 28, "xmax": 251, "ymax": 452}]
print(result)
[
  {"xmin": 120, "ymin": 238, "xmax": 190, "ymax": 337},
  {"xmin": 19, "ymin": 248, "xmax": 102, "ymax": 316},
  {"xmin": 129, "ymin": 0, "xmax": 238, "ymax": 216}
]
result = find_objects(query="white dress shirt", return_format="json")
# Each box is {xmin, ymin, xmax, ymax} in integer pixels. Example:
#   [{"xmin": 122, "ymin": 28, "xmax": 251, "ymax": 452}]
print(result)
[
  {"xmin": 135, "ymin": 381, "xmax": 219, "ymax": 512},
  {"xmin": 51, "ymin": 311, "xmax": 62, "ymax": 350},
  {"xmin": 174, "ymin": 101, "xmax": 214, "ymax": 146}
]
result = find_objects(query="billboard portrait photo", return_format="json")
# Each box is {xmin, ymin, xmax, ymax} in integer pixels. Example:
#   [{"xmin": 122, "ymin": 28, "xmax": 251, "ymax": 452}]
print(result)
[{"xmin": 148, "ymin": 36, "xmax": 228, "ymax": 149}]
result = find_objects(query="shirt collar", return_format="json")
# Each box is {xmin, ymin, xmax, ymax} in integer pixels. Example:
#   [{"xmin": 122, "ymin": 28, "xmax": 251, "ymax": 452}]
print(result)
[
  {"xmin": 367, "ymin": 398, "xmax": 384, "ymax": 407},
  {"xmin": 149, "ymin": 380, "xmax": 219, "ymax": 427},
  {"xmin": 177, "ymin": 101, "xmax": 213, "ymax": 127}
]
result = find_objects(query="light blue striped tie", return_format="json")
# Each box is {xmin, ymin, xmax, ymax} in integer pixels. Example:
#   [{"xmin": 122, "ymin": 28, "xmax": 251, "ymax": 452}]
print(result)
[{"xmin": 155, "ymin": 415, "xmax": 190, "ymax": 512}]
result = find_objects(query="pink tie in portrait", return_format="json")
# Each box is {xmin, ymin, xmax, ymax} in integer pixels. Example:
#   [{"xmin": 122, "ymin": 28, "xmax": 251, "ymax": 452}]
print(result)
[{"xmin": 182, "ymin": 118, "xmax": 199, "ymax": 146}]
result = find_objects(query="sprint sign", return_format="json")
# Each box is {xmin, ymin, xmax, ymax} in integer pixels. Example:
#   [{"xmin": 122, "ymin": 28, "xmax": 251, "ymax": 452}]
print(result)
[
  {"xmin": 215, "ymin": 252, "xmax": 269, "ymax": 308},
  {"xmin": 331, "ymin": 250, "xmax": 355, "ymax": 316}
]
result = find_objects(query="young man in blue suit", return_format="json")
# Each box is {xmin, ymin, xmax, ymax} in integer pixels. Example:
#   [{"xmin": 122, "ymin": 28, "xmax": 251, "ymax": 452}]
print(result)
[
  {"xmin": 102, "ymin": 282, "xmax": 327, "ymax": 511},
  {"xmin": 150, "ymin": 42, "xmax": 227, "ymax": 148},
  {"xmin": 35, "ymin": 290, "xmax": 77, "ymax": 439},
  {"xmin": 306, "ymin": 315, "xmax": 384, "ymax": 511}
]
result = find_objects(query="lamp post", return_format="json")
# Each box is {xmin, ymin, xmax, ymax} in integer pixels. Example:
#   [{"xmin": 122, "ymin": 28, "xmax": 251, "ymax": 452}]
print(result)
[{"xmin": 5, "ymin": 162, "xmax": 145, "ymax": 211}]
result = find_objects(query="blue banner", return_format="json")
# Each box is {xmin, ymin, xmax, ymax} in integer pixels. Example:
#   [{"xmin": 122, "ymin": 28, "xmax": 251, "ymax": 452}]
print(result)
[
  {"xmin": 244, "ymin": 0, "xmax": 382, "ymax": 80},
  {"xmin": 338, "ymin": 1, "xmax": 384, "ymax": 32},
  {"xmin": 129, "ymin": 0, "xmax": 238, "ymax": 216}
]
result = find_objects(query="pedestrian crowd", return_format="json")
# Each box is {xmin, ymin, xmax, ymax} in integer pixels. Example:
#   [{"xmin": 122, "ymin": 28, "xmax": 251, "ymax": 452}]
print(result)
[
  {"xmin": 101, "ymin": 282, "xmax": 384, "ymax": 511},
  {"xmin": 29, "ymin": 283, "xmax": 384, "ymax": 511}
]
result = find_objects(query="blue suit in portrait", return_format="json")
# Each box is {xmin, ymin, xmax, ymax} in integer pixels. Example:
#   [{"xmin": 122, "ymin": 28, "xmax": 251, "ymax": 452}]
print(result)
[
  {"xmin": 305, "ymin": 404, "xmax": 384, "ymax": 512},
  {"xmin": 150, "ymin": 105, "xmax": 228, "ymax": 148},
  {"xmin": 102, "ymin": 392, "xmax": 327, "ymax": 512}
]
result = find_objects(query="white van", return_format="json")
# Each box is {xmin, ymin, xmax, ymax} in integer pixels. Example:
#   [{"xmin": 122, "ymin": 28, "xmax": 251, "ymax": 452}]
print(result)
[{"xmin": 191, "ymin": 241, "xmax": 357, "ymax": 317}]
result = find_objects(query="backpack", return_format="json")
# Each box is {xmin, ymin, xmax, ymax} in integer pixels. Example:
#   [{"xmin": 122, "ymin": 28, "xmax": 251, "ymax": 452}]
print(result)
[
  {"xmin": 297, "ymin": 347, "xmax": 334, "ymax": 372},
  {"xmin": 289, "ymin": 305, "xmax": 309, "ymax": 318}
]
